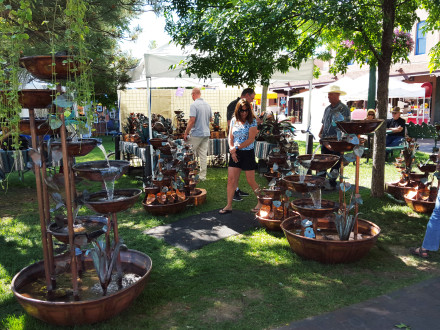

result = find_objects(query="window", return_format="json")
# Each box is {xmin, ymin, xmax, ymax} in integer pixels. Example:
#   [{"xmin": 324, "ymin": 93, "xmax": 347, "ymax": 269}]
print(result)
[{"xmin": 416, "ymin": 21, "xmax": 426, "ymax": 55}]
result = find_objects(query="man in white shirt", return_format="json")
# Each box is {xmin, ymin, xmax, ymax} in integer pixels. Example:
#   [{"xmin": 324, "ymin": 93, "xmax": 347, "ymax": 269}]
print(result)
[{"xmin": 184, "ymin": 88, "xmax": 212, "ymax": 181}]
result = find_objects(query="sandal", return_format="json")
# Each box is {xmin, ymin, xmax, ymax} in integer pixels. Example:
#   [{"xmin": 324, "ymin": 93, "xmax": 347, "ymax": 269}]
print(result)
[
  {"xmin": 409, "ymin": 247, "xmax": 429, "ymax": 259},
  {"xmin": 219, "ymin": 208, "xmax": 232, "ymax": 214}
]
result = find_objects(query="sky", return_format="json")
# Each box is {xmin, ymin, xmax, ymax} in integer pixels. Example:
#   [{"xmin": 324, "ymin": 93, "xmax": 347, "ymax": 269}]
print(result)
[{"xmin": 119, "ymin": 11, "xmax": 171, "ymax": 59}]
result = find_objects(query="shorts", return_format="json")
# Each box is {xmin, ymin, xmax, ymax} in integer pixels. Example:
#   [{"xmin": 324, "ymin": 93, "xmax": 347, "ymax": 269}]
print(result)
[{"xmin": 229, "ymin": 149, "xmax": 257, "ymax": 171}]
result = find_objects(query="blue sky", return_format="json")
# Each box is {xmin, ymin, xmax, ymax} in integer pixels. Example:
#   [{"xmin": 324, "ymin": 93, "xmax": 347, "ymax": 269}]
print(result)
[{"xmin": 119, "ymin": 11, "xmax": 171, "ymax": 59}]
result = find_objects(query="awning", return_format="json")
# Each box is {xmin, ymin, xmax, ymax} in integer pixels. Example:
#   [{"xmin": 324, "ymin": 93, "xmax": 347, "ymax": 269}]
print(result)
[{"xmin": 255, "ymin": 93, "xmax": 278, "ymax": 100}]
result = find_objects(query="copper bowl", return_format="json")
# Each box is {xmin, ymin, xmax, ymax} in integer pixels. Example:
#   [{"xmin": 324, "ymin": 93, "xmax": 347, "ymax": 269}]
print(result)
[
  {"xmin": 290, "ymin": 198, "xmax": 338, "ymax": 218},
  {"xmin": 418, "ymin": 163, "xmax": 437, "ymax": 173},
  {"xmin": 144, "ymin": 186, "xmax": 160, "ymax": 195},
  {"xmin": 142, "ymin": 197, "xmax": 189, "ymax": 215},
  {"xmin": 268, "ymin": 154, "xmax": 287, "ymax": 165},
  {"xmin": 297, "ymin": 154, "xmax": 340, "ymax": 172},
  {"xmin": 72, "ymin": 160, "xmax": 129, "ymax": 181},
  {"xmin": 404, "ymin": 194, "xmax": 436, "ymax": 214},
  {"xmin": 283, "ymin": 175, "xmax": 325, "ymax": 193},
  {"xmin": 149, "ymin": 138, "xmax": 167, "ymax": 149},
  {"xmin": 255, "ymin": 212, "xmax": 299, "ymax": 232},
  {"xmin": 408, "ymin": 172, "xmax": 428, "ymax": 182},
  {"xmin": 47, "ymin": 215, "xmax": 107, "ymax": 244},
  {"xmin": 18, "ymin": 89, "xmax": 55, "ymax": 109},
  {"xmin": 264, "ymin": 172, "xmax": 280, "ymax": 183},
  {"xmin": 19, "ymin": 118, "xmax": 59, "ymax": 136},
  {"xmin": 49, "ymin": 138, "xmax": 99, "ymax": 157},
  {"xmin": 261, "ymin": 187, "xmax": 283, "ymax": 199},
  {"xmin": 336, "ymin": 119, "xmax": 384, "ymax": 134},
  {"xmin": 84, "ymin": 189, "xmax": 142, "ymax": 214},
  {"xmin": 20, "ymin": 55, "xmax": 85, "ymax": 80},
  {"xmin": 320, "ymin": 138, "xmax": 356, "ymax": 153}
]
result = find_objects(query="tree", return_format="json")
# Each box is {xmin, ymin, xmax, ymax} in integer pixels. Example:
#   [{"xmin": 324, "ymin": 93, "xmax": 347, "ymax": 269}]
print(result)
[
  {"xmin": 1, "ymin": 0, "xmax": 152, "ymax": 107},
  {"xmin": 165, "ymin": 0, "xmax": 440, "ymax": 197}
]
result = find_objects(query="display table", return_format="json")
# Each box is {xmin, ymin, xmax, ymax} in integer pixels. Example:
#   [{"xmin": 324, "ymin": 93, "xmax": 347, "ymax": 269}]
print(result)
[{"xmin": 0, "ymin": 149, "xmax": 30, "ymax": 173}]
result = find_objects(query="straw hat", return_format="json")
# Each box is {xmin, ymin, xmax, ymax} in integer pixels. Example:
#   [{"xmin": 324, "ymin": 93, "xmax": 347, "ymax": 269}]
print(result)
[
  {"xmin": 328, "ymin": 85, "xmax": 347, "ymax": 95},
  {"xmin": 367, "ymin": 109, "xmax": 376, "ymax": 115}
]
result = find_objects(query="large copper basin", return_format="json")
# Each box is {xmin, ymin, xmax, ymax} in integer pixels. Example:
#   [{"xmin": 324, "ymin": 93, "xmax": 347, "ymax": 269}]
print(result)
[
  {"xmin": 281, "ymin": 217, "xmax": 380, "ymax": 264},
  {"xmin": 11, "ymin": 250, "xmax": 152, "ymax": 326},
  {"xmin": 19, "ymin": 118, "xmax": 59, "ymax": 136}
]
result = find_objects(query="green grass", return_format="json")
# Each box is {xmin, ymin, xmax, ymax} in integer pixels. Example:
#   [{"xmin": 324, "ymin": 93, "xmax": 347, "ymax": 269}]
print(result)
[{"xmin": 1, "ymin": 136, "xmax": 439, "ymax": 329}]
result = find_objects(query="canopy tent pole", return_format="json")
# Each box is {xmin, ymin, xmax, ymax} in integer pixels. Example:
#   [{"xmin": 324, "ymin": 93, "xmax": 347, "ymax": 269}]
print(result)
[
  {"xmin": 305, "ymin": 57, "xmax": 314, "ymax": 154},
  {"xmin": 147, "ymin": 77, "xmax": 154, "ymax": 177}
]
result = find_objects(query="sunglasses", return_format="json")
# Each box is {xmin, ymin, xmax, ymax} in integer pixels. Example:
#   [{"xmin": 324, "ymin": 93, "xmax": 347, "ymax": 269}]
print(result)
[{"xmin": 239, "ymin": 108, "xmax": 249, "ymax": 113}]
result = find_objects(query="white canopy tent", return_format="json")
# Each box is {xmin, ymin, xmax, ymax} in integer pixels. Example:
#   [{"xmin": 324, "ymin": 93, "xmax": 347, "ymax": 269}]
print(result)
[
  {"xmin": 289, "ymin": 74, "xmax": 426, "ymax": 140},
  {"xmin": 127, "ymin": 42, "xmax": 314, "ymax": 175}
]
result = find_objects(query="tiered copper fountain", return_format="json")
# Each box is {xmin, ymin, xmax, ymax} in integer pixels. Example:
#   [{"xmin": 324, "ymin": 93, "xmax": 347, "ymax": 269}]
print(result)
[
  {"xmin": 142, "ymin": 139, "xmax": 206, "ymax": 215},
  {"xmin": 11, "ymin": 56, "xmax": 152, "ymax": 326},
  {"xmin": 281, "ymin": 120, "xmax": 382, "ymax": 263},
  {"xmin": 385, "ymin": 139, "xmax": 431, "ymax": 202},
  {"xmin": 403, "ymin": 159, "xmax": 438, "ymax": 214}
]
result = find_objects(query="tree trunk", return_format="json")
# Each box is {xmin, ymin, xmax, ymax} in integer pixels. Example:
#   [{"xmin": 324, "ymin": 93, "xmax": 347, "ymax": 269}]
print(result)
[{"xmin": 371, "ymin": 0, "xmax": 396, "ymax": 197}]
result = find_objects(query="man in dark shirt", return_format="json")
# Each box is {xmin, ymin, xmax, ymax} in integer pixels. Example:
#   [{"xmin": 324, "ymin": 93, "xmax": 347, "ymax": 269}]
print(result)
[
  {"xmin": 226, "ymin": 88, "xmax": 255, "ymax": 201},
  {"xmin": 386, "ymin": 107, "xmax": 406, "ymax": 147}
]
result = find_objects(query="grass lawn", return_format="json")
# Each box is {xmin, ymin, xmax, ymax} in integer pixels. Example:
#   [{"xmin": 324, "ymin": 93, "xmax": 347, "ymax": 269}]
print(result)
[{"xmin": 1, "ymin": 136, "xmax": 439, "ymax": 329}]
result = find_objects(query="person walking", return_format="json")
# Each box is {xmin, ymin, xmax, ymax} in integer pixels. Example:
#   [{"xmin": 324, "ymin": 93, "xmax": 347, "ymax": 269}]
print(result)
[
  {"xmin": 318, "ymin": 85, "xmax": 351, "ymax": 190},
  {"xmin": 219, "ymin": 98, "xmax": 261, "ymax": 214},
  {"xmin": 226, "ymin": 88, "xmax": 256, "ymax": 201},
  {"xmin": 410, "ymin": 150, "xmax": 440, "ymax": 258},
  {"xmin": 184, "ymin": 88, "xmax": 212, "ymax": 181}
]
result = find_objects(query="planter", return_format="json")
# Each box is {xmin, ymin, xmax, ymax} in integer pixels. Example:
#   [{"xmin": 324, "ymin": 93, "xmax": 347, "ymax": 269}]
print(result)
[
  {"xmin": 72, "ymin": 160, "xmax": 129, "ymax": 181},
  {"xmin": 11, "ymin": 250, "xmax": 152, "ymax": 326},
  {"xmin": 297, "ymin": 154, "xmax": 340, "ymax": 172},
  {"xmin": 84, "ymin": 189, "xmax": 142, "ymax": 214},
  {"xmin": 336, "ymin": 119, "xmax": 384, "ymax": 135},
  {"xmin": 290, "ymin": 198, "xmax": 338, "ymax": 218},
  {"xmin": 281, "ymin": 217, "xmax": 380, "ymax": 264},
  {"xmin": 19, "ymin": 55, "xmax": 84, "ymax": 81},
  {"xmin": 188, "ymin": 188, "xmax": 207, "ymax": 206},
  {"xmin": 142, "ymin": 197, "xmax": 189, "ymax": 215},
  {"xmin": 283, "ymin": 175, "xmax": 325, "ymax": 193},
  {"xmin": 47, "ymin": 215, "xmax": 107, "ymax": 244}
]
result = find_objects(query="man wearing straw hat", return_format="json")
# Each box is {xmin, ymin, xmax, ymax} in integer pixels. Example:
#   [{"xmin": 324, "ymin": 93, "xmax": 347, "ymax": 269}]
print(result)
[
  {"xmin": 386, "ymin": 107, "xmax": 405, "ymax": 147},
  {"xmin": 318, "ymin": 85, "xmax": 350, "ymax": 190}
]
